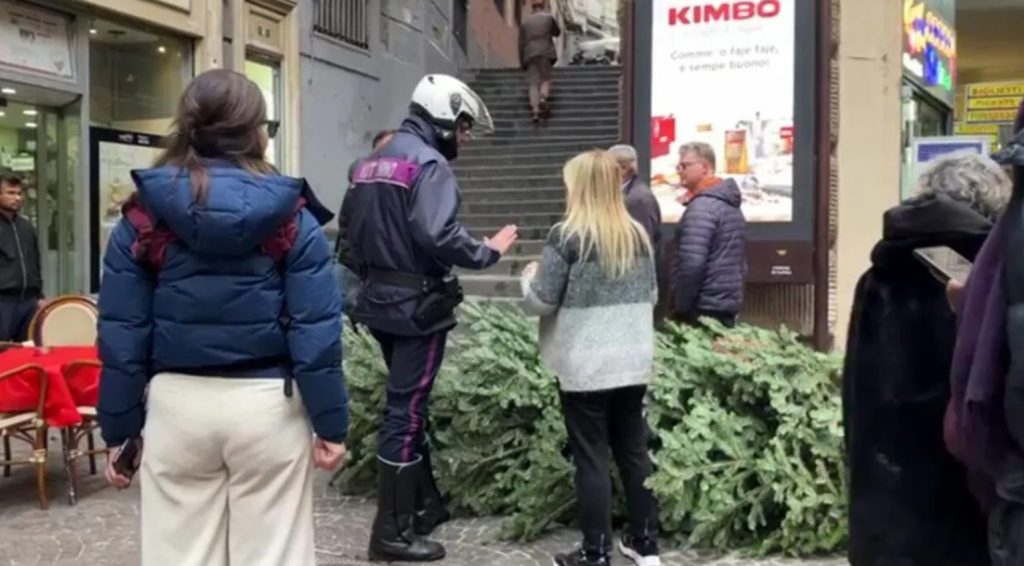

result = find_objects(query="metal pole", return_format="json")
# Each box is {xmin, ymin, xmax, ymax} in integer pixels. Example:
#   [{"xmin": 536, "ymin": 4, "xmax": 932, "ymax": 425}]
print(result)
[
  {"xmin": 620, "ymin": 0, "xmax": 635, "ymax": 144},
  {"xmin": 812, "ymin": 0, "xmax": 833, "ymax": 351}
]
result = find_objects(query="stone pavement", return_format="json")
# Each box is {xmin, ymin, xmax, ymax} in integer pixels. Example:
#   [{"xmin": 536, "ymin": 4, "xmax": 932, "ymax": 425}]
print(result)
[{"xmin": 0, "ymin": 440, "xmax": 845, "ymax": 566}]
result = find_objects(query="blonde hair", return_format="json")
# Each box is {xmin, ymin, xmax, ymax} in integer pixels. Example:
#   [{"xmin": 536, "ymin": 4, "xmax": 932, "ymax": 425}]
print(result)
[{"xmin": 560, "ymin": 150, "xmax": 652, "ymax": 278}]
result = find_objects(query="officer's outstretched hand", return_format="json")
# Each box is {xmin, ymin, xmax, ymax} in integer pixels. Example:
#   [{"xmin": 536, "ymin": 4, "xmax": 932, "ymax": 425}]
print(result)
[{"xmin": 485, "ymin": 224, "xmax": 519, "ymax": 256}]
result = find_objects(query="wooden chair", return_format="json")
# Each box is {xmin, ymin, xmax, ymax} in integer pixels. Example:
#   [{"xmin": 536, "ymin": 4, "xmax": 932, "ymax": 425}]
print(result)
[
  {"xmin": 28, "ymin": 295, "xmax": 99, "ymax": 347},
  {"xmin": 25, "ymin": 295, "xmax": 101, "ymax": 505},
  {"xmin": 0, "ymin": 364, "xmax": 50, "ymax": 509},
  {"xmin": 61, "ymin": 359, "xmax": 104, "ymax": 505}
]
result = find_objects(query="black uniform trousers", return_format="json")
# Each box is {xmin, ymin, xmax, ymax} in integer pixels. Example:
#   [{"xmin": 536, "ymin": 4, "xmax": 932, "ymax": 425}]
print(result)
[{"xmin": 371, "ymin": 329, "xmax": 448, "ymax": 464}]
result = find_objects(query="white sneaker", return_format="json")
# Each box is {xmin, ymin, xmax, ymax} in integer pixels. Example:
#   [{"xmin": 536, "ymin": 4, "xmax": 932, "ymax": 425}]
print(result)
[{"xmin": 618, "ymin": 533, "xmax": 662, "ymax": 566}]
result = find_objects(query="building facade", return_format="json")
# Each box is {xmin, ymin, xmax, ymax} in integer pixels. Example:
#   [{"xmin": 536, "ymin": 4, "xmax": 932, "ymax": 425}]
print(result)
[
  {"xmin": 0, "ymin": 0, "xmax": 228, "ymax": 297},
  {"xmin": 297, "ymin": 0, "xmax": 519, "ymax": 217},
  {"xmin": 0, "ymin": 0, "xmax": 520, "ymax": 297}
]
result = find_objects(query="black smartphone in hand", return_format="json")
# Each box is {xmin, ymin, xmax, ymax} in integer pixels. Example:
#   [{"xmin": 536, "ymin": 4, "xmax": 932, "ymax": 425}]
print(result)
[
  {"xmin": 112, "ymin": 438, "xmax": 140, "ymax": 480},
  {"xmin": 913, "ymin": 246, "xmax": 973, "ymax": 285}
]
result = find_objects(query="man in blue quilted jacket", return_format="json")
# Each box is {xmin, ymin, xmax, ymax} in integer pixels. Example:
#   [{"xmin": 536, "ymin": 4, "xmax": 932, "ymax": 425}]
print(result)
[{"xmin": 673, "ymin": 142, "xmax": 747, "ymax": 326}]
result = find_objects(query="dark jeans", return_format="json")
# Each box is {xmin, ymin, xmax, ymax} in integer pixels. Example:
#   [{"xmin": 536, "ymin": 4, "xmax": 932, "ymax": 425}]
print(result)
[
  {"xmin": 560, "ymin": 386, "xmax": 659, "ymax": 554},
  {"xmin": 0, "ymin": 297, "xmax": 37, "ymax": 342},
  {"xmin": 371, "ymin": 330, "xmax": 448, "ymax": 463}
]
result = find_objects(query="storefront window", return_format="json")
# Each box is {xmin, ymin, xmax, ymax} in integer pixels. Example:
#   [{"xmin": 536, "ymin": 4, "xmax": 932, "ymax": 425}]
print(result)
[
  {"xmin": 245, "ymin": 57, "xmax": 281, "ymax": 166},
  {"xmin": 88, "ymin": 17, "xmax": 192, "ymax": 137},
  {"xmin": 901, "ymin": 82, "xmax": 954, "ymax": 200}
]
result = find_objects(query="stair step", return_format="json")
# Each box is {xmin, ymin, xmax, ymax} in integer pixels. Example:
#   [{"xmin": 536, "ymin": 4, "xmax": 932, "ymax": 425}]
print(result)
[
  {"xmin": 488, "ymin": 100, "xmax": 620, "ymax": 112},
  {"xmin": 461, "ymin": 187, "xmax": 566, "ymax": 202},
  {"xmin": 468, "ymin": 66, "xmax": 622, "ymax": 79},
  {"xmin": 456, "ymin": 153, "xmax": 579, "ymax": 168},
  {"xmin": 459, "ymin": 274, "xmax": 523, "ymax": 298},
  {"xmin": 469, "ymin": 74, "xmax": 621, "ymax": 85},
  {"xmin": 480, "ymin": 92, "xmax": 620, "ymax": 105},
  {"xmin": 459, "ymin": 174, "xmax": 562, "ymax": 189},
  {"xmin": 465, "ymin": 136, "xmax": 618, "ymax": 149},
  {"xmin": 506, "ymin": 239, "xmax": 547, "ymax": 255},
  {"xmin": 486, "ymin": 103, "xmax": 620, "ymax": 116},
  {"xmin": 455, "ymin": 254, "xmax": 541, "ymax": 277},
  {"xmin": 473, "ymin": 86, "xmax": 621, "ymax": 98},
  {"xmin": 488, "ymin": 125, "xmax": 619, "ymax": 138},
  {"xmin": 492, "ymin": 115, "xmax": 618, "ymax": 127},
  {"xmin": 455, "ymin": 163, "xmax": 567, "ymax": 179},
  {"xmin": 488, "ymin": 112, "xmax": 619, "ymax": 124},
  {"xmin": 460, "ymin": 199, "xmax": 565, "ymax": 214},
  {"xmin": 462, "ymin": 212, "xmax": 563, "ymax": 228},
  {"xmin": 470, "ymin": 225, "xmax": 552, "ymax": 241}
]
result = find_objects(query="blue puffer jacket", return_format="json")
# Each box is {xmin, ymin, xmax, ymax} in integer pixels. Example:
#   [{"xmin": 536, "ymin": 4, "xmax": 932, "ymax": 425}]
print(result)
[
  {"xmin": 97, "ymin": 164, "xmax": 349, "ymax": 446},
  {"xmin": 673, "ymin": 178, "xmax": 747, "ymax": 316}
]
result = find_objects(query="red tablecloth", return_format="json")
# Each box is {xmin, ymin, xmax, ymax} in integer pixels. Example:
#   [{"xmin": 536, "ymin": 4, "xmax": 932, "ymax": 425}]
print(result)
[{"xmin": 0, "ymin": 346, "xmax": 99, "ymax": 427}]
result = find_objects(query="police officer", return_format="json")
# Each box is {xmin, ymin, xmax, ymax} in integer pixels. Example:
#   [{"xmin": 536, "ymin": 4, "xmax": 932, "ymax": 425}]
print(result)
[
  {"xmin": 337, "ymin": 130, "xmax": 396, "ymax": 311},
  {"xmin": 339, "ymin": 75, "xmax": 517, "ymax": 562}
]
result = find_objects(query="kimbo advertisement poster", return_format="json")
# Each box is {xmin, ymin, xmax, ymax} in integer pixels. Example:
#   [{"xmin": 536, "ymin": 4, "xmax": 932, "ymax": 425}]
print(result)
[{"xmin": 648, "ymin": 0, "xmax": 796, "ymax": 224}]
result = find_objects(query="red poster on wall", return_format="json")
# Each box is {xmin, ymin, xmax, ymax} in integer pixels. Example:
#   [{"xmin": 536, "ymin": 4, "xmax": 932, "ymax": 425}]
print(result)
[{"xmin": 651, "ymin": 115, "xmax": 676, "ymax": 159}]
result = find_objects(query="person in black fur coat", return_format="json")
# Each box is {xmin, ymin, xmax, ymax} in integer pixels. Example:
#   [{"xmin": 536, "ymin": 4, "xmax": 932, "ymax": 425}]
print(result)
[{"xmin": 843, "ymin": 152, "xmax": 1010, "ymax": 565}]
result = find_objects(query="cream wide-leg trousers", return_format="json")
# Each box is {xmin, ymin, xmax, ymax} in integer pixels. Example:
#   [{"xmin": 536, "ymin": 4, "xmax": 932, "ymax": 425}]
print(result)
[{"xmin": 140, "ymin": 373, "xmax": 315, "ymax": 566}]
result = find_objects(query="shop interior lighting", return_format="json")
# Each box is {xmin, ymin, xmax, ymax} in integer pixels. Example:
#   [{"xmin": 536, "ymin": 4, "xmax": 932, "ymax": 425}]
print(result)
[
  {"xmin": 157, "ymin": 45, "xmax": 167, "ymax": 54},
  {"xmin": 0, "ymin": 88, "xmax": 14, "ymax": 95},
  {"xmin": 0, "ymin": 112, "xmax": 5, "ymax": 117},
  {"xmin": 25, "ymin": 122, "xmax": 37, "ymax": 129},
  {"xmin": 22, "ymin": 109, "xmax": 37, "ymax": 116},
  {"xmin": 89, "ymin": 28, "xmax": 97, "ymax": 35}
]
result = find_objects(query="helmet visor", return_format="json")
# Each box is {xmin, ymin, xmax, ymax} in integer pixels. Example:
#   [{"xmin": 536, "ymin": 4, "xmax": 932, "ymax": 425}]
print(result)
[{"xmin": 460, "ymin": 86, "xmax": 494, "ymax": 137}]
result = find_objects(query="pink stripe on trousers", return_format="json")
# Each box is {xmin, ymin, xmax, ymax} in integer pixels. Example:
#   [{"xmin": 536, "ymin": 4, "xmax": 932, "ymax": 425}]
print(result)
[{"xmin": 401, "ymin": 334, "xmax": 440, "ymax": 462}]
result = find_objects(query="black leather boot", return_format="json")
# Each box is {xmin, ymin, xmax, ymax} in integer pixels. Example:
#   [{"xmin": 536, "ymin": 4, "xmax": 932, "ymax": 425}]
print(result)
[
  {"xmin": 414, "ymin": 441, "xmax": 452, "ymax": 536},
  {"xmin": 368, "ymin": 459, "xmax": 446, "ymax": 562}
]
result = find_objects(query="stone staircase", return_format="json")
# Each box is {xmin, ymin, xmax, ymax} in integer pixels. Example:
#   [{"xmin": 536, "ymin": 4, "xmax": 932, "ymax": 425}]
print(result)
[{"xmin": 454, "ymin": 66, "xmax": 622, "ymax": 298}]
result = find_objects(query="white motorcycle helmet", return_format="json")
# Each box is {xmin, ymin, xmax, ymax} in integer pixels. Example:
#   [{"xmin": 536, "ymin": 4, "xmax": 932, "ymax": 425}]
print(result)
[{"xmin": 410, "ymin": 74, "xmax": 495, "ymax": 140}]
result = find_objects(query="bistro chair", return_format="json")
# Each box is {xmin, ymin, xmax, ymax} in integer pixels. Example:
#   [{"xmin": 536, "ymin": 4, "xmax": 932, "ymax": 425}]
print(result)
[
  {"xmin": 61, "ymin": 359, "xmax": 104, "ymax": 505},
  {"xmin": 28, "ymin": 295, "xmax": 99, "ymax": 347},
  {"xmin": 0, "ymin": 364, "xmax": 50, "ymax": 510}
]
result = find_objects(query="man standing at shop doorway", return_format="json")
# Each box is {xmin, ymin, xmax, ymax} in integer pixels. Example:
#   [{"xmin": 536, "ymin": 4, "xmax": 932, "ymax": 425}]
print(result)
[{"xmin": 0, "ymin": 176, "xmax": 42, "ymax": 342}]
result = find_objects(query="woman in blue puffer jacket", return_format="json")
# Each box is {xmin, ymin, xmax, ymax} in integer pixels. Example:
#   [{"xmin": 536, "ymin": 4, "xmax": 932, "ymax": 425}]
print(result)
[{"xmin": 97, "ymin": 69, "xmax": 349, "ymax": 566}]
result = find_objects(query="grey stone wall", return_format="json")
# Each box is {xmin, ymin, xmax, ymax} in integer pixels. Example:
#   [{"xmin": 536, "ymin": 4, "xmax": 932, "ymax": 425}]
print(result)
[{"xmin": 297, "ymin": 0, "xmax": 466, "ymax": 216}]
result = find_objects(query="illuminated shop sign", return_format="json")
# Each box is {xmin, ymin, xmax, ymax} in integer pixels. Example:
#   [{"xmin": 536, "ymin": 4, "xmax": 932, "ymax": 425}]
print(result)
[{"xmin": 903, "ymin": 0, "xmax": 956, "ymax": 98}]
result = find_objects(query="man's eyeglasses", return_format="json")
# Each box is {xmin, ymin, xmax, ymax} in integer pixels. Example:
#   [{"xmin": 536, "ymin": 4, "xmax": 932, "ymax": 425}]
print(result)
[
  {"xmin": 676, "ymin": 161, "xmax": 699, "ymax": 171},
  {"xmin": 263, "ymin": 120, "xmax": 281, "ymax": 139}
]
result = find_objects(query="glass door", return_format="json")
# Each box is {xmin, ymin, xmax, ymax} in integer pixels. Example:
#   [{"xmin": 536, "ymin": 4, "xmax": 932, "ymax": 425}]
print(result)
[
  {"xmin": 245, "ymin": 55, "xmax": 282, "ymax": 167},
  {"xmin": 29, "ymin": 104, "xmax": 79, "ymax": 296},
  {"xmin": 901, "ymin": 81, "xmax": 953, "ymax": 200}
]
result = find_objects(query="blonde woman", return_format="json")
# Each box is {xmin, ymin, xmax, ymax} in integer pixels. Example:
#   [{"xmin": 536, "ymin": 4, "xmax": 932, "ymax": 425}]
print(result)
[{"xmin": 521, "ymin": 150, "xmax": 661, "ymax": 566}]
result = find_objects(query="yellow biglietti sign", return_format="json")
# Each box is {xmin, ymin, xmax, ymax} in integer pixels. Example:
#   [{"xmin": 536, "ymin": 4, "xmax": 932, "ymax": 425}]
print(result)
[
  {"xmin": 957, "ymin": 81, "xmax": 1024, "ymax": 141},
  {"xmin": 962, "ymin": 81, "xmax": 1024, "ymax": 124},
  {"xmin": 967, "ymin": 83, "xmax": 1024, "ymax": 98}
]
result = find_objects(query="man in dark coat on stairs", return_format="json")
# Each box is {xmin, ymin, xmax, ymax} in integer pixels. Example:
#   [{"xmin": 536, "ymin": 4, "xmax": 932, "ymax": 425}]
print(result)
[{"xmin": 519, "ymin": 0, "xmax": 560, "ymax": 123}]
